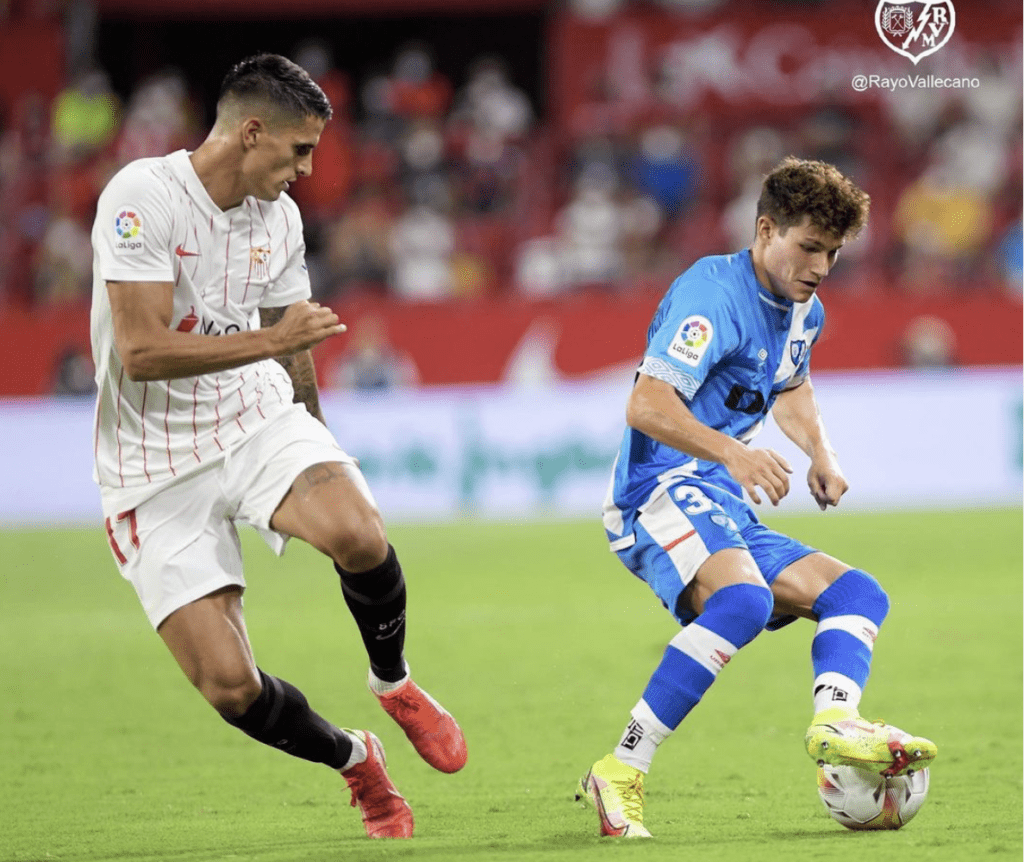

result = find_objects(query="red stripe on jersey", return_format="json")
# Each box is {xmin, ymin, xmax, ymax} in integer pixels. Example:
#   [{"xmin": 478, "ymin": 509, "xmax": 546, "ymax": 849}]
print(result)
[
  {"xmin": 191, "ymin": 378, "xmax": 202, "ymax": 463},
  {"xmin": 242, "ymin": 201, "xmax": 253, "ymax": 303},
  {"xmin": 140, "ymin": 382, "xmax": 151, "ymax": 482},
  {"xmin": 164, "ymin": 385, "xmax": 176, "ymax": 476},
  {"xmin": 223, "ymin": 215, "xmax": 233, "ymax": 306},
  {"xmin": 252, "ymin": 365, "xmax": 267, "ymax": 419},
  {"xmin": 235, "ymin": 372, "xmax": 247, "ymax": 432},
  {"xmin": 281, "ymin": 205, "xmax": 291, "ymax": 257},
  {"xmin": 213, "ymin": 378, "xmax": 224, "ymax": 451},
  {"xmin": 254, "ymin": 200, "xmax": 273, "ymax": 304},
  {"xmin": 115, "ymin": 366, "xmax": 125, "ymax": 487},
  {"xmin": 266, "ymin": 374, "xmax": 286, "ymax": 405},
  {"xmin": 662, "ymin": 529, "xmax": 696, "ymax": 552}
]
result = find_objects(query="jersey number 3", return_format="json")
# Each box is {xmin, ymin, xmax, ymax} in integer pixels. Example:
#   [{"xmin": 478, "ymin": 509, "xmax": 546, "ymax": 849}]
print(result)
[{"xmin": 672, "ymin": 485, "xmax": 713, "ymax": 515}]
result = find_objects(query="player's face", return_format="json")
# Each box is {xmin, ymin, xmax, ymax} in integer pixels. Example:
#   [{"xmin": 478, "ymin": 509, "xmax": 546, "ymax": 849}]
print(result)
[
  {"xmin": 247, "ymin": 114, "xmax": 325, "ymax": 201},
  {"xmin": 756, "ymin": 216, "xmax": 843, "ymax": 303}
]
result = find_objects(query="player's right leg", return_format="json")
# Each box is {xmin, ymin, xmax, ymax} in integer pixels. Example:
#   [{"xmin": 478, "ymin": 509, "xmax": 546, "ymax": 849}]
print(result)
[
  {"xmin": 768, "ymin": 551, "xmax": 937, "ymax": 776},
  {"xmin": 577, "ymin": 484, "xmax": 773, "ymax": 837}
]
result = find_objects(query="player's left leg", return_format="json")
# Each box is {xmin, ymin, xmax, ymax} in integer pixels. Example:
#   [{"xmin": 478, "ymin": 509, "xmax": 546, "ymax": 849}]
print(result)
[
  {"xmin": 771, "ymin": 553, "xmax": 937, "ymax": 776},
  {"xmin": 268, "ymin": 458, "xmax": 466, "ymax": 774}
]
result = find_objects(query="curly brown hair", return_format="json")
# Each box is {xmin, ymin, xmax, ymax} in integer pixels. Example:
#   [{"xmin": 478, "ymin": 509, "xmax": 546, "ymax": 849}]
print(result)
[{"xmin": 756, "ymin": 157, "xmax": 870, "ymax": 240}]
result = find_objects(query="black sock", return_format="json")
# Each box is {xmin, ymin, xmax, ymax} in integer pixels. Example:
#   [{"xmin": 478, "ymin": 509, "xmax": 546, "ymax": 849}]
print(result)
[
  {"xmin": 335, "ymin": 544, "xmax": 407, "ymax": 683},
  {"xmin": 220, "ymin": 669, "xmax": 354, "ymax": 770}
]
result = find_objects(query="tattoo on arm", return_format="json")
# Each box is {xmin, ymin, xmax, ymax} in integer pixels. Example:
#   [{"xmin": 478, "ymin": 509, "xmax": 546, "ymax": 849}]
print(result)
[
  {"xmin": 259, "ymin": 305, "xmax": 326, "ymax": 424},
  {"xmin": 293, "ymin": 463, "xmax": 346, "ymax": 495}
]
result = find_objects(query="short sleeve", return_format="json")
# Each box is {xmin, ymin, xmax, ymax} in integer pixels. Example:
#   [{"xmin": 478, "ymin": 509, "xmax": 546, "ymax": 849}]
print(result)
[
  {"xmin": 639, "ymin": 276, "xmax": 739, "ymax": 400},
  {"xmin": 260, "ymin": 195, "xmax": 312, "ymax": 308},
  {"xmin": 93, "ymin": 162, "xmax": 175, "ymax": 283}
]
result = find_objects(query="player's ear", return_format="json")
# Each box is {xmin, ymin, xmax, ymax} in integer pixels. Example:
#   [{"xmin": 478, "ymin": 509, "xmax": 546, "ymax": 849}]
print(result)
[
  {"xmin": 755, "ymin": 215, "xmax": 776, "ymax": 244},
  {"xmin": 241, "ymin": 118, "xmax": 264, "ymax": 151}
]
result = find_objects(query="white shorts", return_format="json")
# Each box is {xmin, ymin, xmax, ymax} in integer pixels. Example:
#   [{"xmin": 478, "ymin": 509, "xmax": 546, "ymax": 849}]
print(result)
[{"xmin": 103, "ymin": 406, "xmax": 371, "ymax": 629}]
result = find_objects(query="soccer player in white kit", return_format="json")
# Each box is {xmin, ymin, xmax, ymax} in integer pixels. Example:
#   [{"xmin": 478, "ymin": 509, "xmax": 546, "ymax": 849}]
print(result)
[{"xmin": 90, "ymin": 54, "xmax": 464, "ymax": 839}]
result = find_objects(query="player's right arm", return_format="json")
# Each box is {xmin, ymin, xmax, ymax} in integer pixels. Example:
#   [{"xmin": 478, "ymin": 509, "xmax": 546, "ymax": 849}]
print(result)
[
  {"xmin": 627, "ymin": 374, "xmax": 793, "ymax": 506},
  {"xmin": 108, "ymin": 281, "xmax": 345, "ymax": 381}
]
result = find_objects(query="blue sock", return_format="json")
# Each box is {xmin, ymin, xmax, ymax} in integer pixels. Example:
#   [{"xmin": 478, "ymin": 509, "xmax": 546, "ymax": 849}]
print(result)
[
  {"xmin": 810, "ymin": 569, "xmax": 889, "ymax": 713},
  {"xmin": 640, "ymin": 583, "xmax": 773, "ymax": 731}
]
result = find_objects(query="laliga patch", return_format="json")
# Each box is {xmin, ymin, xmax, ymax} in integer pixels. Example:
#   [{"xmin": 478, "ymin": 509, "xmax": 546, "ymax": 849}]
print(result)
[
  {"xmin": 668, "ymin": 315, "xmax": 713, "ymax": 367},
  {"xmin": 114, "ymin": 206, "xmax": 145, "ymax": 256}
]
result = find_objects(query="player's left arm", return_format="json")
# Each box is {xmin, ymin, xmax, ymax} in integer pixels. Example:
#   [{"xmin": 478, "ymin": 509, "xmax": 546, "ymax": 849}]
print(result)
[
  {"xmin": 771, "ymin": 377, "xmax": 848, "ymax": 510},
  {"xmin": 260, "ymin": 304, "xmax": 326, "ymax": 425}
]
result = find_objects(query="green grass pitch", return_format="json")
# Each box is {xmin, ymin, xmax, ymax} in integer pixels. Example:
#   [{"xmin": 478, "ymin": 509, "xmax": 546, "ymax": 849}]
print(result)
[{"xmin": 2, "ymin": 508, "xmax": 1021, "ymax": 862}]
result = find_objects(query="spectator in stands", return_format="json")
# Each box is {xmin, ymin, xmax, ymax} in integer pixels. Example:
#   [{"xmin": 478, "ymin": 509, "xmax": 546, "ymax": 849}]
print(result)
[
  {"xmin": 324, "ymin": 313, "xmax": 419, "ymax": 392},
  {"xmin": 115, "ymin": 69, "xmax": 200, "ymax": 164},
  {"xmin": 388, "ymin": 204, "xmax": 456, "ymax": 300},
  {"xmin": 556, "ymin": 164, "xmax": 625, "ymax": 288},
  {"xmin": 624, "ymin": 124, "xmax": 699, "ymax": 219},
  {"xmin": 996, "ymin": 218, "xmax": 1022, "ymax": 296},
  {"xmin": 33, "ymin": 195, "xmax": 93, "ymax": 304},
  {"xmin": 50, "ymin": 67, "xmax": 119, "ymax": 165},
  {"xmin": 318, "ymin": 185, "xmax": 394, "ymax": 296},
  {"xmin": 899, "ymin": 315, "xmax": 957, "ymax": 368},
  {"xmin": 387, "ymin": 43, "xmax": 452, "ymax": 124},
  {"xmin": 449, "ymin": 56, "xmax": 533, "ymax": 141},
  {"xmin": 399, "ymin": 119, "xmax": 452, "ymax": 212},
  {"xmin": 0, "ymin": 92, "xmax": 50, "ymax": 306},
  {"xmin": 50, "ymin": 345, "xmax": 97, "ymax": 396},
  {"xmin": 893, "ymin": 158, "xmax": 994, "ymax": 289}
]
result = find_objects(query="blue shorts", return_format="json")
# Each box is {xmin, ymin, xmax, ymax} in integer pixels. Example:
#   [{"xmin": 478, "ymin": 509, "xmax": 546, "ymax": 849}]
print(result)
[{"xmin": 614, "ymin": 477, "xmax": 816, "ymax": 630}]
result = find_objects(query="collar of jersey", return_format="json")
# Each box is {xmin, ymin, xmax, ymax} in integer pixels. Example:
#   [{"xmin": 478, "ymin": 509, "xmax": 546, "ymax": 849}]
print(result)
[{"xmin": 172, "ymin": 149, "xmax": 239, "ymax": 217}]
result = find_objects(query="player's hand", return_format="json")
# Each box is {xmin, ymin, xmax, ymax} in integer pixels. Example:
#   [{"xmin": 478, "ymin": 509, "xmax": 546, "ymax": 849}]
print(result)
[
  {"xmin": 270, "ymin": 301, "xmax": 347, "ymax": 354},
  {"xmin": 722, "ymin": 443, "xmax": 793, "ymax": 506},
  {"xmin": 807, "ymin": 453, "xmax": 848, "ymax": 511}
]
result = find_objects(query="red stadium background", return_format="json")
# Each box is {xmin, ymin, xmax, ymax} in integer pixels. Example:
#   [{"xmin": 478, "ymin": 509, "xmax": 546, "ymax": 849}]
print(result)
[{"xmin": 0, "ymin": 0, "xmax": 1020, "ymax": 394}]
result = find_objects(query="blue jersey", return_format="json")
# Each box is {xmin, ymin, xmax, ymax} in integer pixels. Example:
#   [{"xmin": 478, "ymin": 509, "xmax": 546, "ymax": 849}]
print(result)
[{"xmin": 603, "ymin": 250, "xmax": 824, "ymax": 546}]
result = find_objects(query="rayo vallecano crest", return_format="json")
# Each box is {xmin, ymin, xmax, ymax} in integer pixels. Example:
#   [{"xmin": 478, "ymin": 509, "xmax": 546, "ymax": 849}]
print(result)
[{"xmin": 875, "ymin": 1, "xmax": 956, "ymax": 64}]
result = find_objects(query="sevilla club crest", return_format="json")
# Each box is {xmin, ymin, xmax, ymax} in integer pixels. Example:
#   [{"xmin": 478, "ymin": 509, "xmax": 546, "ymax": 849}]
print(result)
[{"xmin": 875, "ymin": 1, "xmax": 956, "ymax": 65}]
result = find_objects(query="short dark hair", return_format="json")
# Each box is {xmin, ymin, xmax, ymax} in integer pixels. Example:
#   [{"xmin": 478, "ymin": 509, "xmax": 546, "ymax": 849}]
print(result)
[
  {"xmin": 219, "ymin": 53, "xmax": 332, "ymax": 123},
  {"xmin": 757, "ymin": 157, "xmax": 869, "ymax": 240}
]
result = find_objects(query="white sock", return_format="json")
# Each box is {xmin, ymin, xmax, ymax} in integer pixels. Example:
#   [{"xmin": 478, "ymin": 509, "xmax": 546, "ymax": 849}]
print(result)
[
  {"xmin": 812, "ymin": 672, "xmax": 863, "ymax": 715},
  {"xmin": 613, "ymin": 700, "xmax": 673, "ymax": 774},
  {"xmin": 368, "ymin": 662, "xmax": 410, "ymax": 695},
  {"xmin": 337, "ymin": 730, "xmax": 369, "ymax": 772}
]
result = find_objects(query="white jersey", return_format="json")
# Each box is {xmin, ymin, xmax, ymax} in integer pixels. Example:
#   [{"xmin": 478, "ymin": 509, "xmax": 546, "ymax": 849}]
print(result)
[{"xmin": 90, "ymin": 149, "xmax": 312, "ymax": 513}]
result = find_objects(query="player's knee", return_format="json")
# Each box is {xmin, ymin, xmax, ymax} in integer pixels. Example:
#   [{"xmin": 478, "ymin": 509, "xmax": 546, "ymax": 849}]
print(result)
[
  {"xmin": 813, "ymin": 569, "xmax": 889, "ymax": 626},
  {"xmin": 198, "ymin": 668, "xmax": 262, "ymax": 718},
  {"xmin": 704, "ymin": 582, "xmax": 774, "ymax": 647},
  {"xmin": 321, "ymin": 509, "xmax": 388, "ymax": 571}
]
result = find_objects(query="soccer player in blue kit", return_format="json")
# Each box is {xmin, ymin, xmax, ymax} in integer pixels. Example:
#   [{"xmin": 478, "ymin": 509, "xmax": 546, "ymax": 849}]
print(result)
[{"xmin": 575, "ymin": 158, "xmax": 937, "ymax": 838}]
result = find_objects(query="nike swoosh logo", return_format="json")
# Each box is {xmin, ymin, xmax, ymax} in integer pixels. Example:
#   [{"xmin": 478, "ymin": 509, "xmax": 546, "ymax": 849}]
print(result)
[{"xmin": 175, "ymin": 244, "xmax": 200, "ymax": 257}]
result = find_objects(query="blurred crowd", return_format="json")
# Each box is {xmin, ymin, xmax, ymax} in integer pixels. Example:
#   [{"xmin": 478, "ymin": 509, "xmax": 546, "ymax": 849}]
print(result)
[{"xmin": 0, "ymin": 0, "xmax": 1021, "ymax": 319}]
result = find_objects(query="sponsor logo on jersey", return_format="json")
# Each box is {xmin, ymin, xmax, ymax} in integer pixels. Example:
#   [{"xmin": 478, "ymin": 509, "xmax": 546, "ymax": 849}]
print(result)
[
  {"xmin": 175, "ymin": 244, "xmax": 200, "ymax": 258},
  {"xmin": 176, "ymin": 306, "xmax": 199, "ymax": 332},
  {"xmin": 875, "ymin": 1, "xmax": 955, "ymax": 65},
  {"xmin": 668, "ymin": 315, "xmax": 713, "ymax": 367},
  {"xmin": 114, "ymin": 206, "xmax": 144, "ymax": 255}
]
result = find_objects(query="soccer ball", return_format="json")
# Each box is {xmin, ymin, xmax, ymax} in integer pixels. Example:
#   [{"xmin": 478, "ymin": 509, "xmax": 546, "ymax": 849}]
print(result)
[{"xmin": 816, "ymin": 764, "xmax": 930, "ymax": 830}]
